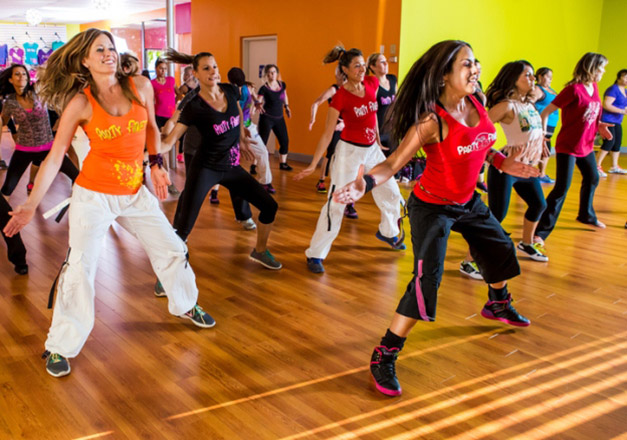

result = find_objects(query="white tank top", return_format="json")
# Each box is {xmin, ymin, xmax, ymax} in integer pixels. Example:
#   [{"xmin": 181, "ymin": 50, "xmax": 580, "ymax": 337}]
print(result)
[{"xmin": 499, "ymin": 100, "xmax": 544, "ymax": 166}]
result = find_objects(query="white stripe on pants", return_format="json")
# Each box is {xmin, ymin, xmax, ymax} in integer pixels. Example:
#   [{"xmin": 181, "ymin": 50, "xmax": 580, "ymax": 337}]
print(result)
[
  {"xmin": 305, "ymin": 140, "xmax": 402, "ymax": 260},
  {"xmin": 45, "ymin": 185, "xmax": 198, "ymax": 358},
  {"xmin": 248, "ymin": 123, "xmax": 272, "ymax": 185}
]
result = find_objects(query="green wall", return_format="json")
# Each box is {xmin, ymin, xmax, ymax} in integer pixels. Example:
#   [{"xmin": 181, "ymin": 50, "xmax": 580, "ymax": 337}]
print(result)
[
  {"xmin": 399, "ymin": 0, "xmax": 603, "ymax": 89},
  {"xmin": 597, "ymin": 0, "xmax": 627, "ymax": 95}
]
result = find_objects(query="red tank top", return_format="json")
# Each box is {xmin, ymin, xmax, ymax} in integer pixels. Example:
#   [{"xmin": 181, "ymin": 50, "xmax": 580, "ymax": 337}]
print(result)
[
  {"xmin": 76, "ymin": 83, "xmax": 147, "ymax": 195},
  {"xmin": 413, "ymin": 95, "xmax": 496, "ymax": 205}
]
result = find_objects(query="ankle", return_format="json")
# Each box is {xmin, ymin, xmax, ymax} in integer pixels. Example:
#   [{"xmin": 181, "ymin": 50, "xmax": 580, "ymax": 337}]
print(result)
[
  {"xmin": 488, "ymin": 285, "xmax": 509, "ymax": 301},
  {"xmin": 380, "ymin": 329, "xmax": 406, "ymax": 351}
]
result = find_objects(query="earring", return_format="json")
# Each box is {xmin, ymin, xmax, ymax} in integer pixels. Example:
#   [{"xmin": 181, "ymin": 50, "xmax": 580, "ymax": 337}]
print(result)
[{"xmin": 439, "ymin": 80, "xmax": 445, "ymax": 87}]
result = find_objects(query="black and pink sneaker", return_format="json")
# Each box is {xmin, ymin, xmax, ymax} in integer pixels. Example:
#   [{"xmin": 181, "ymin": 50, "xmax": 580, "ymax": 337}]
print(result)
[
  {"xmin": 370, "ymin": 345, "xmax": 402, "ymax": 396},
  {"xmin": 481, "ymin": 294, "xmax": 530, "ymax": 327}
]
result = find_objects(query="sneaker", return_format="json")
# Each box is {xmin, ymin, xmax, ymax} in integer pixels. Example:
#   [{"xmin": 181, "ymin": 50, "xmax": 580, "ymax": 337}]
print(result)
[
  {"xmin": 238, "ymin": 218, "xmax": 257, "ymax": 230},
  {"xmin": 539, "ymin": 175, "xmax": 555, "ymax": 184},
  {"xmin": 44, "ymin": 352, "xmax": 71, "ymax": 377},
  {"xmin": 370, "ymin": 346, "xmax": 402, "ymax": 396},
  {"xmin": 344, "ymin": 203, "xmax": 358, "ymax": 219},
  {"xmin": 576, "ymin": 217, "xmax": 606, "ymax": 229},
  {"xmin": 316, "ymin": 180, "xmax": 327, "ymax": 194},
  {"xmin": 249, "ymin": 249, "xmax": 282, "ymax": 270},
  {"xmin": 460, "ymin": 260, "xmax": 483, "ymax": 280},
  {"xmin": 176, "ymin": 153, "xmax": 184, "ymax": 163},
  {"xmin": 210, "ymin": 189, "xmax": 220, "ymax": 204},
  {"xmin": 263, "ymin": 183, "xmax": 276, "ymax": 194},
  {"xmin": 0, "ymin": 160, "xmax": 7, "ymax": 170},
  {"xmin": 279, "ymin": 162, "xmax": 293, "ymax": 171},
  {"xmin": 154, "ymin": 279, "xmax": 166, "ymax": 297},
  {"xmin": 533, "ymin": 235, "xmax": 545, "ymax": 247},
  {"xmin": 481, "ymin": 294, "xmax": 530, "ymax": 327},
  {"xmin": 27, "ymin": 183, "xmax": 34, "ymax": 194},
  {"xmin": 375, "ymin": 230, "xmax": 406, "ymax": 250},
  {"xmin": 476, "ymin": 182, "xmax": 488, "ymax": 193},
  {"xmin": 597, "ymin": 166, "xmax": 607, "ymax": 178},
  {"xmin": 516, "ymin": 241, "xmax": 549, "ymax": 262},
  {"xmin": 181, "ymin": 304, "xmax": 216, "ymax": 328},
  {"xmin": 608, "ymin": 167, "xmax": 627, "ymax": 175},
  {"xmin": 168, "ymin": 184, "xmax": 180, "ymax": 196},
  {"xmin": 250, "ymin": 164, "xmax": 257, "ymax": 175},
  {"xmin": 306, "ymin": 257, "xmax": 324, "ymax": 273}
]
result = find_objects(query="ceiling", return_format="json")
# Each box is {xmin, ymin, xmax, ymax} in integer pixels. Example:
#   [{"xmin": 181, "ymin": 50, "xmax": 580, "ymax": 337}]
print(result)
[{"xmin": 0, "ymin": 0, "xmax": 188, "ymax": 25}]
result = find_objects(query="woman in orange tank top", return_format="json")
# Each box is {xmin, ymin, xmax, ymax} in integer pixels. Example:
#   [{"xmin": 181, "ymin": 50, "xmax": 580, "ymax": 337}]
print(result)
[{"xmin": 4, "ymin": 29, "xmax": 215, "ymax": 378}]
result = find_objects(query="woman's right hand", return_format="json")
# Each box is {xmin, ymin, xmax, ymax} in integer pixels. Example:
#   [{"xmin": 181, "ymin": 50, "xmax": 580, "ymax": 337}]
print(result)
[
  {"xmin": 294, "ymin": 164, "xmax": 316, "ymax": 181},
  {"xmin": 333, "ymin": 165, "xmax": 366, "ymax": 204},
  {"xmin": 3, "ymin": 203, "xmax": 36, "ymax": 237}
]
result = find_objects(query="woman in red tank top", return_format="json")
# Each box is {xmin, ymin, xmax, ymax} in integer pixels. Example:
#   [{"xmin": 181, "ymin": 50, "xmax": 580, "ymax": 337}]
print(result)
[
  {"xmin": 334, "ymin": 41, "xmax": 539, "ymax": 397},
  {"xmin": 4, "ymin": 29, "xmax": 215, "ymax": 378}
]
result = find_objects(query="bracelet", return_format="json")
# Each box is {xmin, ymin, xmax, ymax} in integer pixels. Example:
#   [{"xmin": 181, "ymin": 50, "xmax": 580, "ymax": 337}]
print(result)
[
  {"xmin": 148, "ymin": 153, "xmax": 163, "ymax": 168},
  {"xmin": 485, "ymin": 148, "xmax": 506, "ymax": 170},
  {"xmin": 364, "ymin": 174, "xmax": 377, "ymax": 193}
]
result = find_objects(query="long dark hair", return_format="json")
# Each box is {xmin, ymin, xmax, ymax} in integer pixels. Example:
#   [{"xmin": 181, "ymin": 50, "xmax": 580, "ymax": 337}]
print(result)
[
  {"xmin": 323, "ymin": 45, "xmax": 363, "ymax": 79},
  {"xmin": 0, "ymin": 64, "xmax": 35, "ymax": 97},
  {"xmin": 386, "ymin": 40, "xmax": 471, "ymax": 142},
  {"xmin": 162, "ymin": 48, "xmax": 214, "ymax": 71},
  {"xmin": 568, "ymin": 52, "xmax": 607, "ymax": 85},
  {"xmin": 485, "ymin": 60, "xmax": 534, "ymax": 108}
]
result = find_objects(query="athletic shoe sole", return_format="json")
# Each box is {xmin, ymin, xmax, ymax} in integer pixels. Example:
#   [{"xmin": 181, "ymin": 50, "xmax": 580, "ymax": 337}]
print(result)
[
  {"xmin": 371, "ymin": 373, "xmax": 402, "ymax": 396},
  {"xmin": 154, "ymin": 290, "xmax": 167, "ymax": 297},
  {"xmin": 516, "ymin": 247, "xmax": 549, "ymax": 262},
  {"xmin": 46, "ymin": 362, "xmax": 71, "ymax": 378},
  {"xmin": 248, "ymin": 255, "xmax": 283, "ymax": 270},
  {"xmin": 480, "ymin": 308, "xmax": 530, "ymax": 327},
  {"xmin": 459, "ymin": 267, "xmax": 483, "ymax": 280}
]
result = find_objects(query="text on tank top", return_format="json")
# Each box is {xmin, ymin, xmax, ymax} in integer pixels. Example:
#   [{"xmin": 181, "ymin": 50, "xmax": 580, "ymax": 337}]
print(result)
[{"xmin": 413, "ymin": 95, "xmax": 497, "ymax": 205}]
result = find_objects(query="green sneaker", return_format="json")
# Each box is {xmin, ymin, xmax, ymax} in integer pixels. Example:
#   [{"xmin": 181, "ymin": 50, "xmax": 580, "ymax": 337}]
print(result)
[
  {"xmin": 44, "ymin": 352, "xmax": 71, "ymax": 377},
  {"xmin": 182, "ymin": 304, "xmax": 216, "ymax": 328},
  {"xmin": 249, "ymin": 249, "xmax": 282, "ymax": 270}
]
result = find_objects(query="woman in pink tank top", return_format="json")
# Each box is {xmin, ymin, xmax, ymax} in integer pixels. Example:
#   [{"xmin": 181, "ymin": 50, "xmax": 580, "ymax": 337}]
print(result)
[{"xmin": 334, "ymin": 40, "xmax": 539, "ymax": 397}]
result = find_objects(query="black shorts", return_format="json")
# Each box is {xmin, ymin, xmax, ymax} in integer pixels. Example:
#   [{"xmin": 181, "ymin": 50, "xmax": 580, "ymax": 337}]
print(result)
[{"xmin": 395, "ymin": 192, "xmax": 520, "ymax": 321}]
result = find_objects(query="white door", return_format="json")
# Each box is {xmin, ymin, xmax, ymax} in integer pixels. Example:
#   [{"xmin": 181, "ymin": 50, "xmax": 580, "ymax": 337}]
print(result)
[{"xmin": 242, "ymin": 36, "xmax": 277, "ymax": 153}]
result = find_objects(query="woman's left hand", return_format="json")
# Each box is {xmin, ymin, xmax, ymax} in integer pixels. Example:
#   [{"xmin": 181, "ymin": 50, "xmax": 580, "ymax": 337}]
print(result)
[
  {"xmin": 150, "ymin": 166, "xmax": 171, "ymax": 200},
  {"xmin": 501, "ymin": 155, "xmax": 540, "ymax": 179},
  {"xmin": 599, "ymin": 122, "xmax": 614, "ymax": 140}
]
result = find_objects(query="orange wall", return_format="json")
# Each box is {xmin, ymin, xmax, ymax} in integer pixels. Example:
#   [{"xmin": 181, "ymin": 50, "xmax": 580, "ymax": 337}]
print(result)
[{"xmin": 191, "ymin": 0, "xmax": 401, "ymax": 156}]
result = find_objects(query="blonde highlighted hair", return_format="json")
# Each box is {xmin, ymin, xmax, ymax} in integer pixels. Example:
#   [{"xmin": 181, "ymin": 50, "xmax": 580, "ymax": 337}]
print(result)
[
  {"xmin": 367, "ymin": 53, "xmax": 383, "ymax": 75},
  {"xmin": 38, "ymin": 28, "xmax": 140, "ymax": 112},
  {"xmin": 568, "ymin": 52, "xmax": 608, "ymax": 85}
]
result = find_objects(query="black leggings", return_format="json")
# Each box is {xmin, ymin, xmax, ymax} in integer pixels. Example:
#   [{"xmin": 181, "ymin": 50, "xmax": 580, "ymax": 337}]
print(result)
[
  {"xmin": 536, "ymin": 151, "xmax": 599, "ymax": 240},
  {"xmin": 173, "ymin": 161, "xmax": 278, "ymax": 241},
  {"xmin": 178, "ymin": 152, "xmax": 253, "ymax": 224},
  {"xmin": 487, "ymin": 165, "xmax": 547, "ymax": 223},
  {"xmin": 0, "ymin": 196, "xmax": 26, "ymax": 266},
  {"xmin": 1, "ymin": 150, "xmax": 78, "ymax": 196},
  {"xmin": 258, "ymin": 115, "xmax": 289, "ymax": 155}
]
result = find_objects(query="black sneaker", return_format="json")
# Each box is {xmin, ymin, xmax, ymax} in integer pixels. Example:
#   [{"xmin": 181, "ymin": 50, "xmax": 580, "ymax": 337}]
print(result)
[
  {"xmin": 344, "ymin": 203, "xmax": 358, "ymax": 219},
  {"xmin": 14, "ymin": 264, "xmax": 28, "ymax": 275},
  {"xmin": 306, "ymin": 257, "xmax": 324, "ymax": 273},
  {"xmin": 44, "ymin": 351, "xmax": 71, "ymax": 377},
  {"xmin": 250, "ymin": 164, "xmax": 257, "ymax": 175},
  {"xmin": 210, "ymin": 189, "xmax": 220, "ymax": 204},
  {"xmin": 182, "ymin": 304, "xmax": 216, "ymax": 328},
  {"xmin": 481, "ymin": 294, "xmax": 530, "ymax": 327},
  {"xmin": 375, "ymin": 230, "xmax": 406, "ymax": 250},
  {"xmin": 279, "ymin": 162, "xmax": 293, "ymax": 171},
  {"xmin": 370, "ymin": 345, "xmax": 402, "ymax": 396},
  {"xmin": 459, "ymin": 260, "xmax": 483, "ymax": 280},
  {"xmin": 154, "ymin": 279, "xmax": 166, "ymax": 297},
  {"xmin": 264, "ymin": 183, "xmax": 276, "ymax": 194},
  {"xmin": 516, "ymin": 241, "xmax": 548, "ymax": 262}
]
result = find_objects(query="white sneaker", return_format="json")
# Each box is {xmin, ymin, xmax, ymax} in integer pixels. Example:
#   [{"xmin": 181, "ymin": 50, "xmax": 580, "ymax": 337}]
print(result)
[
  {"xmin": 460, "ymin": 260, "xmax": 483, "ymax": 280},
  {"xmin": 608, "ymin": 167, "xmax": 627, "ymax": 175},
  {"xmin": 238, "ymin": 218, "xmax": 257, "ymax": 230},
  {"xmin": 597, "ymin": 166, "xmax": 608, "ymax": 178}
]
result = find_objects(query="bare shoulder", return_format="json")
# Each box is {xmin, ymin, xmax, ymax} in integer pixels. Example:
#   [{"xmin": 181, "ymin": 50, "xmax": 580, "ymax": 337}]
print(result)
[
  {"xmin": 412, "ymin": 113, "xmax": 441, "ymax": 144},
  {"xmin": 131, "ymin": 75, "xmax": 152, "ymax": 103},
  {"xmin": 64, "ymin": 92, "xmax": 91, "ymax": 122}
]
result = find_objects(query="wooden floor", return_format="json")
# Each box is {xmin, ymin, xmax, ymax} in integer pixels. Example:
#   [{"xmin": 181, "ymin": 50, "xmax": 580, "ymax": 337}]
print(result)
[{"xmin": 0, "ymin": 136, "xmax": 626, "ymax": 439}]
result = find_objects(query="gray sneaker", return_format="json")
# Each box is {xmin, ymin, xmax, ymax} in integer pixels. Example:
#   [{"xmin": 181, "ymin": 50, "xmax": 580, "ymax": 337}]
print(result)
[
  {"xmin": 181, "ymin": 304, "xmax": 216, "ymax": 328},
  {"xmin": 168, "ymin": 184, "xmax": 180, "ymax": 196},
  {"xmin": 45, "ymin": 352, "xmax": 71, "ymax": 377},
  {"xmin": 154, "ymin": 279, "xmax": 166, "ymax": 297},
  {"xmin": 249, "ymin": 249, "xmax": 282, "ymax": 270}
]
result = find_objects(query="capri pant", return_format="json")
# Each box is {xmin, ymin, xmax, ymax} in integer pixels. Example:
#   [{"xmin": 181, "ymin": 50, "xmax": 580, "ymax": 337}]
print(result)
[
  {"xmin": 487, "ymin": 165, "xmax": 547, "ymax": 222},
  {"xmin": 600, "ymin": 124, "xmax": 622, "ymax": 152},
  {"xmin": 258, "ymin": 114, "xmax": 289, "ymax": 155},
  {"xmin": 396, "ymin": 192, "xmax": 520, "ymax": 321}
]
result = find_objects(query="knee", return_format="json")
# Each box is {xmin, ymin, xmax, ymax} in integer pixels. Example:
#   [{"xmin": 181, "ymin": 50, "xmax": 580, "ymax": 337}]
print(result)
[{"xmin": 258, "ymin": 198, "xmax": 278, "ymax": 224}]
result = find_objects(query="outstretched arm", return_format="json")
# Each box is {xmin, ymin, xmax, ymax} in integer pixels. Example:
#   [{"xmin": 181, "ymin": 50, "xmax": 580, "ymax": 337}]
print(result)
[
  {"xmin": 294, "ymin": 107, "xmax": 340, "ymax": 180},
  {"xmin": 309, "ymin": 86, "xmax": 337, "ymax": 130}
]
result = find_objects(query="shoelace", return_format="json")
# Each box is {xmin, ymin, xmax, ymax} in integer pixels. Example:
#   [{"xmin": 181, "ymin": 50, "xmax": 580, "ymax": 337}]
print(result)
[
  {"xmin": 49, "ymin": 353, "xmax": 63, "ymax": 363},
  {"xmin": 531, "ymin": 242, "xmax": 546, "ymax": 254}
]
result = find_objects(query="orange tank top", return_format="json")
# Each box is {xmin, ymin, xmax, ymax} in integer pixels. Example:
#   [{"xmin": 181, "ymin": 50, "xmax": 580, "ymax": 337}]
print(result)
[{"xmin": 76, "ymin": 83, "xmax": 147, "ymax": 195}]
